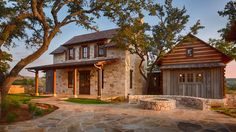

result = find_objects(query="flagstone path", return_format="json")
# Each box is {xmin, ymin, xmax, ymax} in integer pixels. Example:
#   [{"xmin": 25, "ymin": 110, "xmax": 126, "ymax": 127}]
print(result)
[{"xmin": 0, "ymin": 97, "xmax": 236, "ymax": 132}]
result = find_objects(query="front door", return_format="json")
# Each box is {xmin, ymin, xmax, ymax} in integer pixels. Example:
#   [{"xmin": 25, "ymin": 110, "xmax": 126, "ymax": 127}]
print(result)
[{"xmin": 79, "ymin": 71, "xmax": 90, "ymax": 94}]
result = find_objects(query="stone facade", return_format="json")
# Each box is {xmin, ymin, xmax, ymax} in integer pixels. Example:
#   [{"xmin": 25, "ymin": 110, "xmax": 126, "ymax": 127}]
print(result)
[{"xmin": 51, "ymin": 40, "xmax": 146, "ymax": 98}]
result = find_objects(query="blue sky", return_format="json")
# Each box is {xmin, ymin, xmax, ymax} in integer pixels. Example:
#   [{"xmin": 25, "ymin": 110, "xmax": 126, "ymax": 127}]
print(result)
[{"xmin": 7, "ymin": 0, "xmax": 236, "ymax": 77}]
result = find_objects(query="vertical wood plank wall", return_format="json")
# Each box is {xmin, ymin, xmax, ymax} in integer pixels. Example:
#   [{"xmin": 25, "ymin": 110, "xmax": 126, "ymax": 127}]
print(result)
[{"xmin": 162, "ymin": 67, "xmax": 224, "ymax": 99}]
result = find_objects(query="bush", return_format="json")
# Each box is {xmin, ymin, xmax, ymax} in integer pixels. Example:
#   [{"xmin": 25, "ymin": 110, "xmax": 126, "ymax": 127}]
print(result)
[
  {"xmin": 34, "ymin": 108, "xmax": 44, "ymax": 116},
  {"xmin": 6, "ymin": 113, "xmax": 17, "ymax": 123},
  {"xmin": 28, "ymin": 103, "xmax": 37, "ymax": 113},
  {"xmin": 28, "ymin": 103, "xmax": 44, "ymax": 116}
]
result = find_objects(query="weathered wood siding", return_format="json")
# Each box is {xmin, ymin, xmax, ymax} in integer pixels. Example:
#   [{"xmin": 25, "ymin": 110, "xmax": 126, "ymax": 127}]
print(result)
[
  {"xmin": 162, "ymin": 67, "xmax": 224, "ymax": 99},
  {"xmin": 160, "ymin": 37, "xmax": 229, "ymax": 65}
]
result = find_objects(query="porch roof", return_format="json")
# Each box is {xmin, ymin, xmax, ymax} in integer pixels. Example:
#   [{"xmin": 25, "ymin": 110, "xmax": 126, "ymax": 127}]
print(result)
[
  {"xmin": 26, "ymin": 58, "xmax": 119, "ymax": 71},
  {"xmin": 160, "ymin": 62, "xmax": 226, "ymax": 69}
]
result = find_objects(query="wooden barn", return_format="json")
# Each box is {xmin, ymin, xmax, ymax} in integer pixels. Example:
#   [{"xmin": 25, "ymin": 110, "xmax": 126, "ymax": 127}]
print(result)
[{"xmin": 157, "ymin": 34, "xmax": 233, "ymax": 99}]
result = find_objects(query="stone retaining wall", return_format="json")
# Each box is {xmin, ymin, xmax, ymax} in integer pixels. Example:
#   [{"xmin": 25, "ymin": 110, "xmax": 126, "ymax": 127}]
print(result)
[
  {"xmin": 129, "ymin": 95, "xmax": 225, "ymax": 111},
  {"xmin": 225, "ymin": 94, "xmax": 236, "ymax": 107}
]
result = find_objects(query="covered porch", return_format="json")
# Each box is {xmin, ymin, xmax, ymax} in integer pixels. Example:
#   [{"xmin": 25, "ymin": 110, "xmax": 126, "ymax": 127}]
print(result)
[{"xmin": 26, "ymin": 58, "xmax": 119, "ymax": 99}]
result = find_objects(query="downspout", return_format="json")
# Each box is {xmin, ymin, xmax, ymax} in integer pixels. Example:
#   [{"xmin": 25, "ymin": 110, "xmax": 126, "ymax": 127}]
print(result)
[{"xmin": 94, "ymin": 63, "xmax": 103, "ymax": 100}]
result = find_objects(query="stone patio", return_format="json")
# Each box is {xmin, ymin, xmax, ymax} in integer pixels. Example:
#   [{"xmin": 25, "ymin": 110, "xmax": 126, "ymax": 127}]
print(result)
[{"xmin": 0, "ymin": 97, "xmax": 236, "ymax": 132}]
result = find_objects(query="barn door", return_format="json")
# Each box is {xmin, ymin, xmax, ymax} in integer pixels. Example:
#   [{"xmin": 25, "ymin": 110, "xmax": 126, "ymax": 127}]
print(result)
[{"xmin": 178, "ymin": 71, "xmax": 204, "ymax": 97}]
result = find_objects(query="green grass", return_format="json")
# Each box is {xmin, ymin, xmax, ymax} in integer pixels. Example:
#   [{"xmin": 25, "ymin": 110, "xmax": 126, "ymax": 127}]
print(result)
[
  {"xmin": 65, "ymin": 98, "xmax": 110, "ymax": 104},
  {"xmin": 211, "ymin": 107, "xmax": 236, "ymax": 118},
  {"xmin": 6, "ymin": 94, "xmax": 50, "ymax": 104}
]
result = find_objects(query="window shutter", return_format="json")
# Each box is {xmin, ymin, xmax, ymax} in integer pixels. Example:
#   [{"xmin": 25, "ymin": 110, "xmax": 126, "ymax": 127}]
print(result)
[
  {"xmin": 87, "ymin": 46, "xmax": 90, "ymax": 59},
  {"xmin": 65, "ymin": 50, "xmax": 67, "ymax": 61},
  {"xmin": 79, "ymin": 47, "xmax": 82, "ymax": 59},
  {"xmin": 104, "ymin": 47, "xmax": 107, "ymax": 57},
  {"xmin": 73, "ymin": 48, "xmax": 75, "ymax": 59},
  {"xmin": 94, "ymin": 45, "xmax": 97, "ymax": 58}
]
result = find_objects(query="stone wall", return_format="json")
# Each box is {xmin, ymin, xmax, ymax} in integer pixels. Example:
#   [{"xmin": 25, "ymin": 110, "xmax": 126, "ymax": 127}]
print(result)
[
  {"xmin": 225, "ymin": 94, "xmax": 236, "ymax": 107},
  {"xmin": 129, "ymin": 95, "xmax": 225, "ymax": 111}
]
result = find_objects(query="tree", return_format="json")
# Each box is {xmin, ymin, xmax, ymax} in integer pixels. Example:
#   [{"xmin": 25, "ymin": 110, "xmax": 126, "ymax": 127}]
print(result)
[
  {"xmin": 218, "ymin": 0, "xmax": 236, "ymax": 40},
  {"xmin": 112, "ymin": 0, "xmax": 204, "ymax": 93},
  {"xmin": 209, "ymin": 1, "xmax": 236, "ymax": 59},
  {"xmin": 0, "ymin": 0, "xmax": 147, "ymax": 118}
]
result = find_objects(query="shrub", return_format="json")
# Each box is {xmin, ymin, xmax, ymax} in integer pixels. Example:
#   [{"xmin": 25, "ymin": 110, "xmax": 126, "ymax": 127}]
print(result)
[
  {"xmin": 34, "ymin": 108, "xmax": 44, "ymax": 116},
  {"xmin": 28, "ymin": 103, "xmax": 37, "ymax": 113},
  {"xmin": 6, "ymin": 113, "xmax": 17, "ymax": 123}
]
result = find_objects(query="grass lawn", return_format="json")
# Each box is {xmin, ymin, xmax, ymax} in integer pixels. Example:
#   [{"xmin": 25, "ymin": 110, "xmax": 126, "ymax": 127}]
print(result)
[
  {"xmin": 6, "ymin": 93, "xmax": 50, "ymax": 104},
  {"xmin": 211, "ymin": 107, "xmax": 236, "ymax": 118},
  {"xmin": 65, "ymin": 98, "xmax": 110, "ymax": 104}
]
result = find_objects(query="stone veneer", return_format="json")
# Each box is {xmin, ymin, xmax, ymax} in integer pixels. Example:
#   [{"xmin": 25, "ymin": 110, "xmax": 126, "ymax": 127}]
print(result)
[
  {"xmin": 52, "ymin": 40, "xmax": 146, "ymax": 98},
  {"xmin": 140, "ymin": 98, "xmax": 176, "ymax": 111},
  {"xmin": 129, "ymin": 95, "xmax": 226, "ymax": 111}
]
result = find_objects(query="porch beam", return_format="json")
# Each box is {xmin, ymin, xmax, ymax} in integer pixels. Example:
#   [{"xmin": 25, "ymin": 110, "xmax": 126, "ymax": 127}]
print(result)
[
  {"xmin": 73, "ymin": 68, "xmax": 77, "ymax": 98},
  {"xmin": 35, "ymin": 70, "xmax": 39, "ymax": 96},
  {"xmin": 53, "ymin": 69, "xmax": 57, "ymax": 97}
]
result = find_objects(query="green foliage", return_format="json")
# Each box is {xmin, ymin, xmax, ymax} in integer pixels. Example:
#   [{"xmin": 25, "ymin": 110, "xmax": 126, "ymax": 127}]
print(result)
[
  {"xmin": 65, "ymin": 98, "xmax": 109, "ymax": 104},
  {"xmin": 12, "ymin": 78, "xmax": 34, "ymax": 86},
  {"xmin": 211, "ymin": 107, "xmax": 236, "ymax": 118},
  {"xmin": 6, "ymin": 113, "xmax": 18, "ymax": 123},
  {"xmin": 218, "ymin": 1, "xmax": 236, "ymax": 39},
  {"xmin": 28, "ymin": 103, "xmax": 44, "ymax": 116}
]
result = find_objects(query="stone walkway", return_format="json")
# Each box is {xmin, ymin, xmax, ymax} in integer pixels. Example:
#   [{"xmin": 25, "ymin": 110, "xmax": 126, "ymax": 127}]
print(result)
[{"xmin": 0, "ymin": 97, "xmax": 236, "ymax": 132}]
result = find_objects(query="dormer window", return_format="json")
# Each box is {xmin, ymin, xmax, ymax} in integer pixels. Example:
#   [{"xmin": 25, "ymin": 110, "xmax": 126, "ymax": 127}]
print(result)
[
  {"xmin": 82, "ymin": 46, "xmax": 88, "ymax": 58},
  {"xmin": 98, "ymin": 44, "xmax": 106, "ymax": 57},
  {"xmin": 186, "ymin": 48, "xmax": 193, "ymax": 57},
  {"xmin": 68, "ymin": 48, "xmax": 75, "ymax": 60}
]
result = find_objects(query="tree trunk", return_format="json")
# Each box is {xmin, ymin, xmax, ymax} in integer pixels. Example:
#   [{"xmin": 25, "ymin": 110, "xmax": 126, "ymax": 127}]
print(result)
[{"xmin": 0, "ymin": 76, "xmax": 16, "ymax": 119}]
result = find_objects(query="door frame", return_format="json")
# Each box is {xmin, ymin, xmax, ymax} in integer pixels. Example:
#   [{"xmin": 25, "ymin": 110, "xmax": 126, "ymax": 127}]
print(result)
[{"xmin": 79, "ymin": 70, "xmax": 91, "ymax": 95}]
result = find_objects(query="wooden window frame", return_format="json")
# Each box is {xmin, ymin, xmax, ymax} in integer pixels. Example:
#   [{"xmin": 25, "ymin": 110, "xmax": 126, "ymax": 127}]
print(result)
[
  {"xmin": 68, "ymin": 48, "xmax": 75, "ymax": 60},
  {"xmin": 186, "ymin": 48, "xmax": 193, "ymax": 57},
  {"xmin": 179, "ymin": 73, "xmax": 185, "ymax": 83},
  {"xmin": 68, "ymin": 71, "xmax": 74, "ymax": 88},
  {"xmin": 195, "ymin": 73, "xmax": 203, "ymax": 83},
  {"xmin": 130, "ymin": 70, "xmax": 133, "ymax": 89},
  {"xmin": 82, "ymin": 45, "xmax": 88, "ymax": 59},
  {"xmin": 97, "ymin": 43, "xmax": 106, "ymax": 57}
]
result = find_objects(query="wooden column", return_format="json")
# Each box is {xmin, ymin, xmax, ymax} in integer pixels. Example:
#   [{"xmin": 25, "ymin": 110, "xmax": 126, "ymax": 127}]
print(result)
[
  {"xmin": 35, "ymin": 70, "xmax": 39, "ymax": 96},
  {"xmin": 53, "ymin": 69, "xmax": 57, "ymax": 97},
  {"xmin": 73, "ymin": 68, "xmax": 77, "ymax": 98},
  {"xmin": 97, "ymin": 69, "xmax": 102, "ymax": 99}
]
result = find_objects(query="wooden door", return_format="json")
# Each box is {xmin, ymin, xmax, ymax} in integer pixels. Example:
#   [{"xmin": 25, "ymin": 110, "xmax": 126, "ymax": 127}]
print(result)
[{"xmin": 79, "ymin": 71, "xmax": 90, "ymax": 94}]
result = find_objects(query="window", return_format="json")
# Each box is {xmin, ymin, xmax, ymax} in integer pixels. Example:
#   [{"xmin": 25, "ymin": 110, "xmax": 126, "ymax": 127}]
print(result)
[
  {"xmin": 179, "ymin": 73, "xmax": 185, "ymax": 82},
  {"xmin": 68, "ymin": 71, "xmax": 74, "ymax": 88},
  {"xmin": 102, "ymin": 70, "xmax": 104, "ymax": 89},
  {"xmin": 196, "ymin": 73, "xmax": 203, "ymax": 82},
  {"xmin": 82, "ymin": 46, "xmax": 88, "ymax": 58},
  {"xmin": 186, "ymin": 48, "xmax": 193, "ymax": 57},
  {"xmin": 187, "ymin": 73, "xmax": 194, "ymax": 82},
  {"xmin": 68, "ymin": 48, "xmax": 75, "ymax": 60},
  {"xmin": 130, "ymin": 70, "xmax": 133, "ymax": 89},
  {"xmin": 98, "ymin": 44, "xmax": 106, "ymax": 57}
]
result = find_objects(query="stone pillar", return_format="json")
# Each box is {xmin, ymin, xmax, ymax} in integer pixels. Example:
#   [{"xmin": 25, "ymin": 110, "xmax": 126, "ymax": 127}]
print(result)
[
  {"xmin": 35, "ymin": 70, "xmax": 39, "ymax": 96},
  {"xmin": 53, "ymin": 69, "xmax": 57, "ymax": 97},
  {"xmin": 73, "ymin": 68, "xmax": 77, "ymax": 98}
]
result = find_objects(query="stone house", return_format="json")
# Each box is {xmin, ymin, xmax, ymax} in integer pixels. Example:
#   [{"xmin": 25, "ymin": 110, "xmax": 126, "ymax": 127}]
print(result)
[{"xmin": 27, "ymin": 28, "xmax": 146, "ymax": 99}]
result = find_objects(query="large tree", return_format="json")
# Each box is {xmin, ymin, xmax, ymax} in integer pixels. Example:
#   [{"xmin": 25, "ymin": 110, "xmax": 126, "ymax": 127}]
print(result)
[
  {"xmin": 0, "ymin": 0, "xmax": 147, "ymax": 117},
  {"xmin": 209, "ymin": 0, "xmax": 236, "ymax": 59},
  {"xmin": 112, "ymin": 0, "xmax": 204, "ymax": 93}
]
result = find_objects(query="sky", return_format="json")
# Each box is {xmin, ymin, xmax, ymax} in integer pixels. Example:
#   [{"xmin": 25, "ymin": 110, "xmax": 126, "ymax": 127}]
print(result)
[{"xmin": 7, "ymin": 0, "xmax": 236, "ymax": 78}]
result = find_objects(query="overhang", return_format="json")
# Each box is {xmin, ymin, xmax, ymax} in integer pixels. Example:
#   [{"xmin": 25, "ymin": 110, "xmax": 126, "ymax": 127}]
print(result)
[
  {"xmin": 160, "ymin": 62, "xmax": 226, "ymax": 70},
  {"xmin": 26, "ymin": 58, "xmax": 119, "ymax": 71}
]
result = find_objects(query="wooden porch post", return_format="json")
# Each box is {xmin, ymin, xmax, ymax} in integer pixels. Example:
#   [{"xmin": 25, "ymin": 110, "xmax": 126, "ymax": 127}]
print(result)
[
  {"xmin": 53, "ymin": 69, "xmax": 57, "ymax": 97},
  {"xmin": 73, "ymin": 68, "xmax": 77, "ymax": 98},
  {"xmin": 97, "ymin": 69, "xmax": 102, "ymax": 99},
  {"xmin": 35, "ymin": 70, "xmax": 39, "ymax": 96}
]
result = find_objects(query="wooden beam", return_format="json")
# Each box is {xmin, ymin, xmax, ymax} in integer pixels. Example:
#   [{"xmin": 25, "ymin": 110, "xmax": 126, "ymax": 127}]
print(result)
[
  {"xmin": 73, "ymin": 68, "xmax": 77, "ymax": 98},
  {"xmin": 35, "ymin": 70, "xmax": 39, "ymax": 96},
  {"xmin": 53, "ymin": 69, "xmax": 57, "ymax": 97}
]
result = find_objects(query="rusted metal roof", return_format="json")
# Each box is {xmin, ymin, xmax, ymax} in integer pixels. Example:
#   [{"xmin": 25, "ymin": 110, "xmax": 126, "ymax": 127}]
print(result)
[
  {"xmin": 62, "ymin": 28, "xmax": 118, "ymax": 46},
  {"xmin": 160, "ymin": 62, "xmax": 226, "ymax": 69},
  {"xmin": 26, "ymin": 58, "xmax": 119, "ymax": 71},
  {"xmin": 50, "ymin": 46, "xmax": 66, "ymax": 54}
]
